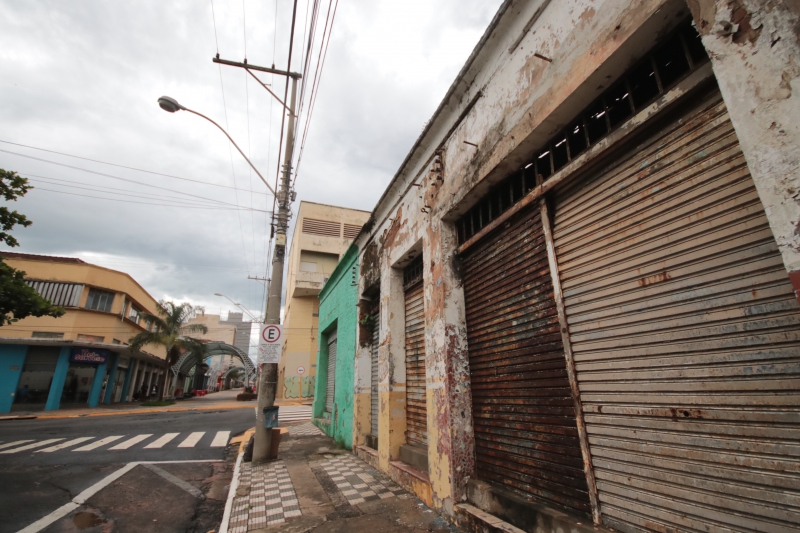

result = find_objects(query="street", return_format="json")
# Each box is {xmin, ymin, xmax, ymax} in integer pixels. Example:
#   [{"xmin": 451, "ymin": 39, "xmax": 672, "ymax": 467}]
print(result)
[{"xmin": 0, "ymin": 408, "xmax": 255, "ymax": 533}]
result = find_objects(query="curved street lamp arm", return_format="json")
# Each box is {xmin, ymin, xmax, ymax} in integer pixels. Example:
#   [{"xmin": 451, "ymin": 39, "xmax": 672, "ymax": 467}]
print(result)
[
  {"xmin": 215, "ymin": 293, "xmax": 260, "ymax": 322},
  {"xmin": 183, "ymin": 107, "xmax": 276, "ymax": 197}
]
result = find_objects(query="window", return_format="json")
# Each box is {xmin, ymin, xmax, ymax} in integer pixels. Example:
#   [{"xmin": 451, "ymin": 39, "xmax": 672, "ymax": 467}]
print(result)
[
  {"xmin": 300, "ymin": 261, "xmax": 318, "ymax": 272},
  {"xmin": 31, "ymin": 331, "xmax": 64, "ymax": 339},
  {"xmin": 455, "ymin": 18, "xmax": 709, "ymax": 244},
  {"xmin": 344, "ymin": 223, "xmax": 362, "ymax": 240},
  {"xmin": 403, "ymin": 256, "xmax": 424, "ymax": 288},
  {"xmin": 112, "ymin": 339, "xmax": 122, "ymax": 345},
  {"xmin": 77, "ymin": 334, "xmax": 105, "ymax": 343},
  {"xmin": 129, "ymin": 307, "xmax": 140, "ymax": 324},
  {"xmin": 302, "ymin": 218, "xmax": 341, "ymax": 237},
  {"xmin": 26, "ymin": 281, "xmax": 83, "ymax": 307},
  {"xmin": 85, "ymin": 288, "xmax": 115, "ymax": 312}
]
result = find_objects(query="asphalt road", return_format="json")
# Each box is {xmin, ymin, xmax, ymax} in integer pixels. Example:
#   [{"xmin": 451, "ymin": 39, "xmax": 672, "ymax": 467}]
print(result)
[{"xmin": 0, "ymin": 408, "xmax": 254, "ymax": 533}]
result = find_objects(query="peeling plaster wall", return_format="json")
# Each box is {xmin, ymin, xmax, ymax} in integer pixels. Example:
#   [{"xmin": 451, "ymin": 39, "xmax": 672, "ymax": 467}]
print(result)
[
  {"xmin": 687, "ymin": 0, "xmax": 800, "ymax": 299},
  {"xmin": 352, "ymin": 0, "xmax": 761, "ymax": 517}
]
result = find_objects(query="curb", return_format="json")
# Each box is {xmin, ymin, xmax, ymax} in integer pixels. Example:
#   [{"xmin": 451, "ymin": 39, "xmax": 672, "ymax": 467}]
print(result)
[
  {"xmin": 219, "ymin": 428, "xmax": 254, "ymax": 533},
  {"xmin": 2, "ymin": 403, "xmax": 257, "ymax": 421}
]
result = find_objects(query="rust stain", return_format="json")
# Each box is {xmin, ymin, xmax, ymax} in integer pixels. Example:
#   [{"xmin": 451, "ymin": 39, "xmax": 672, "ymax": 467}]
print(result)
[
  {"xmin": 729, "ymin": 0, "xmax": 763, "ymax": 45},
  {"xmin": 638, "ymin": 270, "xmax": 671, "ymax": 287}
]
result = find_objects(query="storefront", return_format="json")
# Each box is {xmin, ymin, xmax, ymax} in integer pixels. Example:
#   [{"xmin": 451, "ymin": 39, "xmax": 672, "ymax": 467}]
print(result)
[{"xmin": 0, "ymin": 341, "xmax": 165, "ymax": 413}]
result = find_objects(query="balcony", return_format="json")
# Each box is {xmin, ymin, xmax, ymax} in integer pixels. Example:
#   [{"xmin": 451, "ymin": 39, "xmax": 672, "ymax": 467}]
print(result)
[{"xmin": 292, "ymin": 270, "xmax": 329, "ymax": 297}]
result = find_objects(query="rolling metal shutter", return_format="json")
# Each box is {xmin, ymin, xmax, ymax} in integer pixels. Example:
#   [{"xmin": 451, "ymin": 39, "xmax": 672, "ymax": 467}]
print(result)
[
  {"xmin": 462, "ymin": 204, "xmax": 591, "ymax": 516},
  {"xmin": 553, "ymin": 93, "xmax": 800, "ymax": 532},
  {"xmin": 371, "ymin": 303, "xmax": 380, "ymax": 436},
  {"xmin": 405, "ymin": 281, "xmax": 427, "ymax": 447},
  {"xmin": 325, "ymin": 331, "xmax": 337, "ymax": 413}
]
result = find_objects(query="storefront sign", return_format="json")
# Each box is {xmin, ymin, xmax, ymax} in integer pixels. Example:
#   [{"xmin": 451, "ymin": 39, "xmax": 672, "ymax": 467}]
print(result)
[{"xmin": 70, "ymin": 347, "xmax": 110, "ymax": 364}]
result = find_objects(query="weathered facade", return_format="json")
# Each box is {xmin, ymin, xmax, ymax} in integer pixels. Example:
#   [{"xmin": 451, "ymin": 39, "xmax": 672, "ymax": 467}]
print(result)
[
  {"xmin": 349, "ymin": 1, "xmax": 800, "ymax": 532},
  {"xmin": 312, "ymin": 244, "xmax": 360, "ymax": 448}
]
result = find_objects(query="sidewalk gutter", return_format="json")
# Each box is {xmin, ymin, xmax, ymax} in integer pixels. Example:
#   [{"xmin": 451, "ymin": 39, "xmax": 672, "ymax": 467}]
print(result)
[{"xmin": 219, "ymin": 427, "xmax": 254, "ymax": 533}]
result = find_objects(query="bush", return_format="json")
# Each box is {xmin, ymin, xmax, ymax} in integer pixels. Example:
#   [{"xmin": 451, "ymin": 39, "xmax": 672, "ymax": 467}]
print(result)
[{"xmin": 236, "ymin": 393, "xmax": 257, "ymax": 401}]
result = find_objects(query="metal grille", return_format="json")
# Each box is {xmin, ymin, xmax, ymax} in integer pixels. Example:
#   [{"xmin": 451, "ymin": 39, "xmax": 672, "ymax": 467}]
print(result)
[
  {"xmin": 325, "ymin": 331, "xmax": 337, "ymax": 413},
  {"xmin": 553, "ymin": 93, "xmax": 800, "ymax": 532},
  {"xmin": 302, "ymin": 218, "xmax": 342, "ymax": 237},
  {"xmin": 462, "ymin": 204, "xmax": 591, "ymax": 516},
  {"xmin": 456, "ymin": 18, "xmax": 709, "ymax": 244},
  {"xmin": 344, "ymin": 223, "xmax": 362, "ymax": 240},
  {"xmin": 403, "ymin": 255, "xmax": 423, "ymax": 287},
  {"xmin": 404, "ymin": 281, "xmax": 427, "ymax": 447},
  {"xmin": 26, "ymin": 281, "xmax": 83, "ymax": 307},
  {"xmin": 370, "ymin": 300, "xmax": 380, "ymax": 436}
]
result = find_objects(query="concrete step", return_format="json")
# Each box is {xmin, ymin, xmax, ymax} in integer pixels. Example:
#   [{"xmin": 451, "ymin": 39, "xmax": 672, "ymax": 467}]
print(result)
[{"xmin": 456, "ymin": 503, "xmax": 526, "ymax": 533}]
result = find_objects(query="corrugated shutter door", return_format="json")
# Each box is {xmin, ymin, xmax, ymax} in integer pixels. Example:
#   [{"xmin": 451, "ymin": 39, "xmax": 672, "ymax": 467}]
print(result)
[
  {"xmin": 325, "ymin": 332, "xmax": 337, "ymax": 413},
  {"xmin": 371, "ymin": 307, "xmax": 380, "ymax": 435},
  {"xmin": 553, "ymin": 93, "xmax": 800, "ymax": 532},
  {"xmin": 462, "ymin": 205, "xmax": 591, "ymax": 516},
  {"xmin": 405, "ymin": 282, "xmax": 427, "ymax": 447}
]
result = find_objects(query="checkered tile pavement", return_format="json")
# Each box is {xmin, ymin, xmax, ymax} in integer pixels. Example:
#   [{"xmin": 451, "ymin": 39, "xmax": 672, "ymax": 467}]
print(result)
[
  {"xmin": 228, "ymin": 460, "xmax": 301, "ymax": 532},
  {"xmin": 320, "ymin": 454, "xmax": 406, "ymax": 505},
  {"xmin": 288, "ymin": 422, "xmax": 325, "ymax": 437}
]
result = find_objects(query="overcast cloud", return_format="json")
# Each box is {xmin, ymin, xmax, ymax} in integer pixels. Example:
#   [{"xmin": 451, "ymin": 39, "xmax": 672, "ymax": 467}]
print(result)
[{"xmin": 0, "ymin": 0, "xmax": 502, "ymax": 333}]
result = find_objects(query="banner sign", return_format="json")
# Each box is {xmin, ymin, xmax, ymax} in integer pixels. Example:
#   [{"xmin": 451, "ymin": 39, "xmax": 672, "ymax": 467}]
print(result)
[
  {"xmin": 70, "ymin": 347, "xmax": 110, "ymax": 364},
  {"xmin": 257, "ymin": 324, "xmax": 283, "ymax": 364}
]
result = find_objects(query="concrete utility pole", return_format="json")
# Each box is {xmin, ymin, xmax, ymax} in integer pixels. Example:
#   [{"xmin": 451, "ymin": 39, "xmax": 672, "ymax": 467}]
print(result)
[{"xmin": 212, "ymin": 57, "xmax": 301, "ymax": 462}]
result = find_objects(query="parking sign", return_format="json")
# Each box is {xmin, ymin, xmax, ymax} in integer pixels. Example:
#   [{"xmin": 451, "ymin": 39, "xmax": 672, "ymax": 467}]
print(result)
[{"xmin": 258, "ymin": 324, "xmax": 283, "ymax": 364}]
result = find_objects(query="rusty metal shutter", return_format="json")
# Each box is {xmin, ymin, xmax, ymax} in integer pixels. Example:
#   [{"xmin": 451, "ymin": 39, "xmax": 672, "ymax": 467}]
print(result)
[
  {"xmin": 325, "ymin": 331, "xmax": 337, "ymax": 413},
  {"xmin": 405, "ymin": 281, "xmax": 427, "ymax": 447},
  {"xmin": 371, "ymin": 303, "xmax": 380, "ymax": 435},
  {"xmin": 553, "ymin": 93, "xmax": 800, "ymax": 532},
  {"xmin": 462, "ymin": 204, "xmax": 591, "ymax": 516}
]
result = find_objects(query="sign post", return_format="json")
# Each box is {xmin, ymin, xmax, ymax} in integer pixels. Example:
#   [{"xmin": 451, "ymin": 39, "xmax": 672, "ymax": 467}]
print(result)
[{"xmin": 258, "ymin": 324, "xmax": 283, "ymax": 364}]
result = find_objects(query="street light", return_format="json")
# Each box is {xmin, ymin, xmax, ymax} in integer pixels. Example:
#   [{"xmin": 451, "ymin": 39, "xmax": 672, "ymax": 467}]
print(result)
[
  {"xmin": 157, "ymin": 96, "xmax": 276, "ymax": 197},
  {"xmin": 214, "ymin": 293, "xmax": 260, "ymax": 322}
]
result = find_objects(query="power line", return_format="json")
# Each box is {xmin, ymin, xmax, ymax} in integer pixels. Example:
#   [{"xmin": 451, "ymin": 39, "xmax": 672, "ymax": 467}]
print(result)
[
  {"xmin": 0, "ymin": 149, "xmax": 258, "ymax": 209},
  {"xmin": 0, "ymin": 140, "xmax": 269, "ymax": 197}
]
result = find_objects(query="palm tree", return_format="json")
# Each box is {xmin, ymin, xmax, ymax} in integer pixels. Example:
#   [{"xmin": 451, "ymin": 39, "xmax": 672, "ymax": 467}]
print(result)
[{"xmin": 129, "ymin": 301, "xmax": 208, "ymax": 400}]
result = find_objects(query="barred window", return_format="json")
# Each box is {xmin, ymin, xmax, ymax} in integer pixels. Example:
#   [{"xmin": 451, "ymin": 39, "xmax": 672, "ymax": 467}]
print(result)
[
  {"xmin": 77, "ymin": 334, "xmax": 105, "ymax": 343},
  {"xmin": 403, "ymin": 256, "xmax": 424, "ymax": 288},
  {"xmin": 31, "ymin": 331, "xmax": 64, "ymax": 339}
]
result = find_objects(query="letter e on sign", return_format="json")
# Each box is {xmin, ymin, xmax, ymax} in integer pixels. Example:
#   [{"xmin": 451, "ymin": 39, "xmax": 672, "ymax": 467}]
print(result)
[{"xmin": 258, "ymin": 325, "xmax": 283, "ymax": 364}]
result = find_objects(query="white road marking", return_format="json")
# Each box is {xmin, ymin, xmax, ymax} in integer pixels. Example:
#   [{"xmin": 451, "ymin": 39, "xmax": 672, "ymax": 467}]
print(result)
[
  {"xmin": 177, "ymin": 432, "xmax": 205, "ymax": 448},
  {"xmin": 0, "ymin": 440, "xmax": 33, "ymax": 451},
  {"xmin": 73, "ymin": 436, "xmax": 124, "ymax": 451},
  {"xmin": 141, "ymin": 463, "xmax": 204, "ymax": 497},
  {"xmin": 144, "ymin": 432, "xmax": 179, "ymax": 449},
  {"xmin": 210, "ymin": 431, "xmax": 230, "ymax": 448},
  {"xmin": 17, "ymin": 459, "xmax": 223, "ymax": 533},
  {"xmin": 36, "ymin": 437, "xmax": 94, "ymax": 453},
  {"xmin": 109, "ymin": 434, "xmax": 152, "ymax": 450},
  {"xmin": 0, "ymin": 439, "xmax": 63, "ymax": 454}
]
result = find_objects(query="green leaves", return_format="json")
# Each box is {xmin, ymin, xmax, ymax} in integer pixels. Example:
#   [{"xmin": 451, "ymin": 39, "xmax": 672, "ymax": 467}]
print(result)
[
  {"xmin": 0, "ymin": 169, "xmax": 33, "ymax": 248},
  {"xmin": 0, "ymin": 259, "xmax": 65, "ymax": 325}
]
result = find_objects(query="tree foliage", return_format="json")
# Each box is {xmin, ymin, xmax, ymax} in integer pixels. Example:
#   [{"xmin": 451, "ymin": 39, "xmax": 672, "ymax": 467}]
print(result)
[{"xmin": 0, "ymin": 168, "xmax": 65, "ymax": 325}]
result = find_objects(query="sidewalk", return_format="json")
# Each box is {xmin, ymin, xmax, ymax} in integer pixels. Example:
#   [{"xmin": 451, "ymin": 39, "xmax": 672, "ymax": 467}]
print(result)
[
  {"xmin": 222, "ymin": 422, "xmax": 460, "ymax": 533},
  {"xmin": 2, "ymin": 390, "xmax": 308, "ymax": 420}
]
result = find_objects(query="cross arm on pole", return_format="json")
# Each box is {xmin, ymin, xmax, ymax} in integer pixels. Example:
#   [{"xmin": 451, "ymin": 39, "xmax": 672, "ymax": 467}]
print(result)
[
  {"xmin": 213, "ymin": 57, "xmax": 302, "ymax": 80},
  {"xmin": 242, "ymin": 68, "xmax": 297, "ymax": 118}
]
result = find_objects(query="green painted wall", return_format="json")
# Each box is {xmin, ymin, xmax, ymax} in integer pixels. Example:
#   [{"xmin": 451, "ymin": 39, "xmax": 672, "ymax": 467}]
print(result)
[{"xmin": 312, "ymin": 243, "xmax": 359, "ymax": 449}]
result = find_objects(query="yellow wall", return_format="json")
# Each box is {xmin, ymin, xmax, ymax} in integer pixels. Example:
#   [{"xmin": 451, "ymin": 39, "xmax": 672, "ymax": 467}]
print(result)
[{"xmin": 0, "ymin": 255, "xmax": 167, "ymax": 360}]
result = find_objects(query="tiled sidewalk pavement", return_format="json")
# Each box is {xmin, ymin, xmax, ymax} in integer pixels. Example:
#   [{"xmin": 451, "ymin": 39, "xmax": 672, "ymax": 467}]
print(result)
[
  {"xmin": 288, "ymin": 422, "xmax": 325, "ymax": 437},
  {"xmin": 228, "ymin": 460, "xmax": 301, "ymax": 532},
  {"xmin": 320, "ymin": 454, "xmax": 406, "ymax": 505}
]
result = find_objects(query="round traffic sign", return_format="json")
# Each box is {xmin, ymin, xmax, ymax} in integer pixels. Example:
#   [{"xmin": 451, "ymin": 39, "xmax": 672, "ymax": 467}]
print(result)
[
  {"xmin": 297, "ymin": 366, "xmax": 305, "ymax": 375},
  {"xmin": 261, "ymin": 325, "xmax": 282, "ymax": 343}
]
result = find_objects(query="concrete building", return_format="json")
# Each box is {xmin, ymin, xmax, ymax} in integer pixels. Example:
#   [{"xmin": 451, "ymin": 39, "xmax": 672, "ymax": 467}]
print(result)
[
  {"xmin": 343, "ymin": 2, "xmax": 800, "ymax": 532},
  {"xmin": 312, "ymin": 244, "xmax": 360, "ymax": 448},
  {"xmin": 0, "ymin": 252, "xmax": 167, "ymax": 413},
  {"xmin": 278, "ymin": 201, "xmax": 370, "ymax": 400}
]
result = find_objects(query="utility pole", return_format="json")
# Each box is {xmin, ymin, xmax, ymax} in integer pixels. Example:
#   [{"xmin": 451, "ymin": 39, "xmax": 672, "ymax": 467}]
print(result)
[{"xmin": 213, "ymin": 56, "xmax": 301, "ymax": 462}]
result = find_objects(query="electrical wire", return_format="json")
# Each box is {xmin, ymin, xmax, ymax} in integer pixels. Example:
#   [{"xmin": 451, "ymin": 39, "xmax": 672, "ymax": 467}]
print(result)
[
  {"xmin": 242, "ymin": 0, "xmax": 257, "ymax": 313},
  {"xmin": 293, "ymin": 0, "xmax": 339, "ymax": 187},
  {"xmin": 0, "ymin": 149, "xmax": 261, "ymax": 210},
  {"xmin": 0, "ymin": 140, "xmax": 269, "ymax": 197},
  {"xmin": 30, "ymin": 187, "xmax": 266, "ymax": 211},
  {"xmin": 211, "ymin": 0, "xmax": 251, "ymax": 275}
]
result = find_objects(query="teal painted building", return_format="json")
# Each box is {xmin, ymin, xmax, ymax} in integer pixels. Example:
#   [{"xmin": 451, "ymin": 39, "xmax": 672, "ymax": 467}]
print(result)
[{"xmin": 312, "ymin": 244, "xmax": 359, "ymax": 449}]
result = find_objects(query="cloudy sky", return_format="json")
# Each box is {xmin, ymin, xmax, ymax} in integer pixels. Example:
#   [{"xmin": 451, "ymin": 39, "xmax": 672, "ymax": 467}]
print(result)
[{"xmin": 0, "ymin": 0, "xmax": 502, "ymax": 330}]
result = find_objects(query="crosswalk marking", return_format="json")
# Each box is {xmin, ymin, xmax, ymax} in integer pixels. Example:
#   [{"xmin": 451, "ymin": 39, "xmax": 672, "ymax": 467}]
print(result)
[
  {"xmin": 73, "ymin": 436, "xmax": 124, "ymax": 451},
  {"xmin": 36, "ymin": 437, "xmax": 94, "ymax": 453},
  {"xmin": 109, "ymin": 434, "xmax": 153, "ymax": 450},
  {"xmin": 144, "ymin": 432, "xmax": 179, "ymax": 449},
  {"xmin": 210, "ymin": 431, "xmax": 230, "ymax": 448},
  {"xmin": 0, "ymin": 439, "xmax": 63, "ymax": 454},
  {"xmin": 0, "ymin": 440, "xmax": 33, "ymax": 451},
  {"xmin": 178, "ymin": 432, "xmax": 205, "ymax": 448}
]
